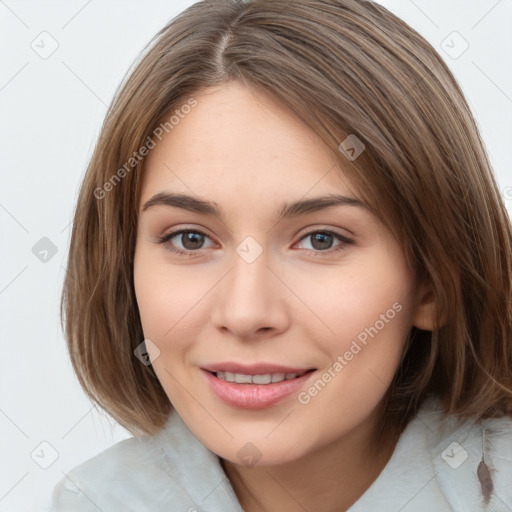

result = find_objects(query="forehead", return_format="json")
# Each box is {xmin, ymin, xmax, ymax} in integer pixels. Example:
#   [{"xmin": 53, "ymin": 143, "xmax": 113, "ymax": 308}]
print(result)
[{"xmin": 139, "ymin": 81, "xmax": 357, "ymax": 204}]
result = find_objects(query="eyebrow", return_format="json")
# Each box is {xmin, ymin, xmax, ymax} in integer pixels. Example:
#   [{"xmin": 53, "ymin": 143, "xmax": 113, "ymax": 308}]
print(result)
[{"xmin": 141, "ymin": 192, "xmax": 363, "ymax": 221}]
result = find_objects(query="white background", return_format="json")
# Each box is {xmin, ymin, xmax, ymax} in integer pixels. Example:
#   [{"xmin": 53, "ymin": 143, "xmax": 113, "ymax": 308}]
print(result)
[{"xmin": 0, "ymin": 0, "xmax": 511, "ymax": 510}]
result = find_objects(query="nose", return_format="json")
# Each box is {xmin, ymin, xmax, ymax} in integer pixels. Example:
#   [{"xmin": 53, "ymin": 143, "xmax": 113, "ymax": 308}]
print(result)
[{"xmin": 210, "ymin": 248, "xmax": 290, "ymax": 341}]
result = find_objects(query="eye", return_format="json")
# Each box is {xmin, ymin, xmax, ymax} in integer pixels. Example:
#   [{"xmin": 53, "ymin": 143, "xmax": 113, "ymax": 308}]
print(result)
[
  {"xmin": 157, "ymin": 229, "xmax": 215, "ymax": 256},
  {"xmin": 296, "ymin": 230, "xmax": 354, "ymax": 253},
  {"xmin": 156, "ymin": 228, "xmax": 354, "ymax": 258}
]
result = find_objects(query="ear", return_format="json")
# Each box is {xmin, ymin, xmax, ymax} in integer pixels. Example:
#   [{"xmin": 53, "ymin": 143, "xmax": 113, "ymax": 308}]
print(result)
[{"xmin": 412, "ymin": 280, "xmax": 440, "ymax": 331}]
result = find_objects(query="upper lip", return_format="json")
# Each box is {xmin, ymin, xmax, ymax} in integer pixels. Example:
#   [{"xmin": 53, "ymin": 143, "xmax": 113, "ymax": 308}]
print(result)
[{"xmin": 202, "ymin": 362, "xmax": 315, "ymax": 376}]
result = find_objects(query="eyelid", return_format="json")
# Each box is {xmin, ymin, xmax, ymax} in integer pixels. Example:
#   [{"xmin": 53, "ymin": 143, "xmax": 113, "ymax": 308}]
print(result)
[
  {"xmin": 296, "ymin": 225, "xmax": 354, "ymax": 242},
  {"xmin": 157, "ymin": 224, "xmax": 217, "ymax": 242}
]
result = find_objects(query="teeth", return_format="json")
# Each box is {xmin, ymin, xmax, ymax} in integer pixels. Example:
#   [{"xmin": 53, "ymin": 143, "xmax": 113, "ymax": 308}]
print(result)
[
  {"xmin": 235, "ymin": 373, "xmax": 253, "ymax": 384},
  {"xmin": 252, "ymin": 374, "xmax": 272, "ymax": 384},
  {"xmin": 215, "ymin": 372, "xmax": 302, "ymax": 384}
]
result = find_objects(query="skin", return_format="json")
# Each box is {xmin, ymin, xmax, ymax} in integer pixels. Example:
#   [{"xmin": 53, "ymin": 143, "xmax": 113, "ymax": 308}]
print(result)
[{"xmin": 133, "ymin": 80, "xmax": 435, "ymax": 512}]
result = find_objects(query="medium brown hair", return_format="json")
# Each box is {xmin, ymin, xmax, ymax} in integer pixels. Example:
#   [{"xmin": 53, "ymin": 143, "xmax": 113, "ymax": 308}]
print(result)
[{"xmin": 61, "ymin": 0, "xmax": 512, "ymax": 442}]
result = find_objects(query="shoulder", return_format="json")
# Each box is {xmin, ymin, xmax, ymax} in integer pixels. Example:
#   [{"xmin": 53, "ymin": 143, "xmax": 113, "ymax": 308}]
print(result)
[
  {"xmin": 49, "ymin": 435, "xmax": 164, "ymax": 511},
  {"xmin": 350, "ymin": 395, "xmax": 512, "ymax": 511},
  {"xmin": 413, "ymin": 395, "xmax": 512, "ymax": 510},
  {"xmin": 49, "ymin": 410, "xmax": 241, "ymax": 511}
]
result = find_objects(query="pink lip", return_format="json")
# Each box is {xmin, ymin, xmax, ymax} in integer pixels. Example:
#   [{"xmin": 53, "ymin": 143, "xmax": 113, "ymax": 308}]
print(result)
[{"xmin": 202, "ymin": 365, "xmax": 316, "ymax": 409}]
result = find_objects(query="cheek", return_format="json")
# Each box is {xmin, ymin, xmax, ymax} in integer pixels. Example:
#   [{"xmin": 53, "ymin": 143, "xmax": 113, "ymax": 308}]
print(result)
[
  {"xmin": 289, "ymin": 253, "xmax": 415, "ymax": 417},
  {"xmin": 293, "ymin": 256, "xmax": 413, "ymax": 351},
  {"xmin": 338, "ymin": 275, "xmax": 412, "ymax": 346},
  {"xmin": 293, "ymin": 285, "xmax": 412, "ymax": 435},
  {"xmin": 301, "ymin": 256, "xmax": 414, "ymax": 406},
  {"xmin": 133, "ymin": 246, "xmax": 214, "ymax": 354}
]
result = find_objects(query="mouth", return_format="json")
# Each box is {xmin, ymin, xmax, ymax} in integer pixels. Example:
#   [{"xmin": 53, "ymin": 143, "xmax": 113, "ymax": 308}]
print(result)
[
  {"xmin": 210, "ymin": 369, "xmax": 314, "ymax": 384},
  {"xmin": 201, "ymin": 363, "xmax": 317, "ymax": 408}
]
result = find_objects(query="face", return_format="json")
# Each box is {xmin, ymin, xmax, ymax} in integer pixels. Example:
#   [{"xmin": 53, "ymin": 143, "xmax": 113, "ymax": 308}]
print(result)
[{"xmin": 133, "ymin": 80, "xmax": 422, "ymax": 466}]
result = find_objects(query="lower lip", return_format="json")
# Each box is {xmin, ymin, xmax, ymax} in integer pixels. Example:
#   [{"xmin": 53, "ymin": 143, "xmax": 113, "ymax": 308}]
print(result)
[{"xmin": 203, "ymin": 370, "xmax": 315, "ymax": 409}]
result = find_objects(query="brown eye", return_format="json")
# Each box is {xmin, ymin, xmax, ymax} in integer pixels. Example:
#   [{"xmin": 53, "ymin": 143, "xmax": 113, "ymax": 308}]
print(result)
[
  {"xmin": 297, "ymin": 230, "xmax": 353, "ymax": 253},
  {"xmin": 309, "ymin": 232, "xmax": 334, "ymax": 250},
  {"xmin": 178, "ymin": 231, "xmax": 206, "ymax": 250},
  {"xmin": 157, "ymin": 229, "xmax": 215, "ymax": 256}
]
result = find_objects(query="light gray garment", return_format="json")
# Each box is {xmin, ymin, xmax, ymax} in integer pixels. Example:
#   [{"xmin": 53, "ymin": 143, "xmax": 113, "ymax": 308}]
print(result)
[{"xmin": 48, "ymin": 396, "xmax": 512, "ymax": 511}]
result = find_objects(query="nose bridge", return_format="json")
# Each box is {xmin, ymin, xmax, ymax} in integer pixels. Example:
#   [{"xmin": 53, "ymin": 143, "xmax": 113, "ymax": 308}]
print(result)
[
  {"xmin": 231, "ymin": 247, "xmax": 272, "ymax": 298},
  {"xmin": 211, "ymin": 244, "xmax": 289, "ymax": 338}
]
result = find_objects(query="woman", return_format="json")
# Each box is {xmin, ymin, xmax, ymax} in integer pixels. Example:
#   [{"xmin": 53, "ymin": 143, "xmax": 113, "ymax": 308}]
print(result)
[{"xmin": 50, "ymin": 1, "xmax": 512, "ymax": 510}]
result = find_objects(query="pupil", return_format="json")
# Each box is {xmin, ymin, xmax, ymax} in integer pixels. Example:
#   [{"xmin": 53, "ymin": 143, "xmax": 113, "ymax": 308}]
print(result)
[
  {"xmin": 311, "ymin": 233, "xmax": 333, "ymax": 250},
  {"xmin": 182, "ymin": 232, "xmax": 204, "ymax": 250}
]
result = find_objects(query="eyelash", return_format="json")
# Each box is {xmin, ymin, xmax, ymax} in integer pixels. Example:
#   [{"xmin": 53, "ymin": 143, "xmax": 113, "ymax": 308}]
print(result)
[{"xmin": 156, "ymin": 228, "xmax": 354, "ymax": 258}]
